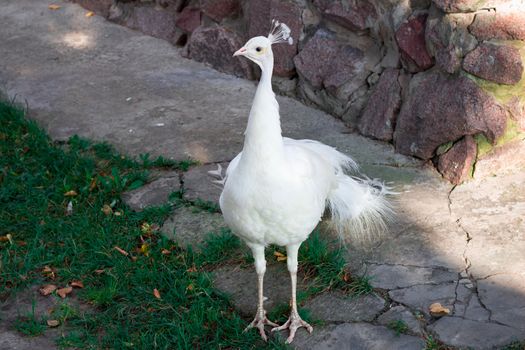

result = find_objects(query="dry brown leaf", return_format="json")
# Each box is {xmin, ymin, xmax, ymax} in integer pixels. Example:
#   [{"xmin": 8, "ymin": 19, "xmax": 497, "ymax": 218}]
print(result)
[
  {"xmin": 0, "ymin": 235, "xmax": 9, "ymax": 242},
  {"xmin": 153, "ymin": 288, "xmax": 161, "ymax": 299},
  {"xmin": 89, "ymin": 178, "xmax": 97, "ymax": 191},
  {"xmin": 429, "ymin": 302, "xmax": 450, "ymax": 316},
  {"xmin": 39, "ymin": 284, "xmax": 57, "ymax": 296},
  {"xmin": 102, "ymin": 204, "xmax": 113, "ymax": 216},
  {"xmin": 186, "ymin": 265, "xmax": 197, "ymax": 273},
  {"xmin": 48, "ymin": 4, "xmax": 61, "ymax": 10},
  {"xmin": 47, "ymin": 319, "xmax": 60, "ymax": 327},
  {"xmin": 64, "ymin": 190, "xmax": 77, "ymax": 197},
  {"xmin": 186, "ymin": 284, "xmax": 194, "ymax": 291},
  {"xmin": 57, "ymin": 286, "xmax": 73, "ymax": 299},
  {"xmin": 277, "ymin": 256, "xmax": 287, "ymax": 262},
  {"xmin": 114, "ymin": 246, "xmax": 129, "ymax": 256},
  {"xmin": 131, "ymin": 256, "xmax": 137, "ymax": 262},
  {"xmin": 70, "ymin": 280, "xmax": 84, "ymax": 289},
  {"xmin": 85, "ymin": 11, "xmax": 95, "ymax": 17},
  {"xmin": 342, "ymin": 271, "xmax": 351, "ymax": 282},
  {"xmin": 42, "ymin": 266, "xmax": 57, "ymax": 279},
  {"xmin": 94, "ymin": 269, "xmax": 105, "ymax": 274},
  {"xmin": 161, "ymin": 249, "xmax": 171, "ymax": 255}
]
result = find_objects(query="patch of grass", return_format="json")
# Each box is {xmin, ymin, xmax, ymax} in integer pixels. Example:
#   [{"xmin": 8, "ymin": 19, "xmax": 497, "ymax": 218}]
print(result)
[
  {"xmin": 139, "ymin": 153, "xmax": 197, "ymax": 171},
  {"xmin": 299, "ymin": 230, "xmax": 373, "ymax": 297},
  {"xmin": 425, "ymin": 335, "xmax": 453, "ymax": 350},
  {"xmin": 0, "ymin": 101, "xmax": 285, "ymax": 349},
  {"xmin": 387, "ymin": 319, "xmax": 409, "ymax": 336},
  {"xmin": 14, "ymin": 300, "xmax": 46, "ymax": 337},
  {"xmin": 195, "ymin": 228, "xmax": 241, "ymax": 267}
]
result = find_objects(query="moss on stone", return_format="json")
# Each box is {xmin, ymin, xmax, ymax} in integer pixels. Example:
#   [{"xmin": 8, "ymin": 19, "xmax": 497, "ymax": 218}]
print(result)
[
  {"xmin": 474, "ymin": 119, "xmax": 524, "ymax": 159},
  {"xmin": 462, "ymin": 42, "xmax": 525, "ymax": 105},
  {"xmin": 436, "ymin": 141, "xmax": 454, "ymax": 156}
]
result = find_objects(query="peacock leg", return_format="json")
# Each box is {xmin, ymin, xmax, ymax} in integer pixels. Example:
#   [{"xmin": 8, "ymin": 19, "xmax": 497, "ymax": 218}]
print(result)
[
  {"xmin": 244, "ymin": 244, "xmax": 279, "ymax": 341},
  {"xmin": 271, "ymin": 243, "xmax": 313, "ymax": 344}
]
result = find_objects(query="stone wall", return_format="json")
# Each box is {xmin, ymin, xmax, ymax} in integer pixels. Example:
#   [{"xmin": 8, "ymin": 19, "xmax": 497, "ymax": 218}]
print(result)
[{"xmin": 73, "ymin": 0, "xmax": 525, "ymax": 184}]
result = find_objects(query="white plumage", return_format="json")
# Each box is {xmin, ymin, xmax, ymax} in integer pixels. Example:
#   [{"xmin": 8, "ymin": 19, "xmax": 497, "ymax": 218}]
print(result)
[{"xmin": 217, "ymin": 20, "xmax": 392, "ymax": 343}]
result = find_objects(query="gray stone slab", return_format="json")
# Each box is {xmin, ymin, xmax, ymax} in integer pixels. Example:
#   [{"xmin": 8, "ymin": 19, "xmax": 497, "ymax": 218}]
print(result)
[
  {"xmin": 0, "ymin": 330, "xmax": 57, "ymax": 350},
  {"xmin": 388, "ymin": 282, "xmax": 457, "ymax": 317},
  {"xmin": 477, "ymin": 274, "xmax": 525, "ymax": 331},
  {"xmin": 450, "ymin": 172, "xmax": 525, "ymax": 277},
  {"xmin": 122, "ymin": 171, "xmax": 180, "ymax": 211},
  {"xmin": 354, "ymin": 221, "xmax": 467, "ymax": 273},
  {"xmin": 183, "ymin": 163, "xmax": 225, "ymax": 204},
  {"xmin": 161, "ymin": 206, "xmax": 226, "ymax": 247},
  {"xmin": 212, "ymin": 264, "xmax": 304, "ymax": 317},
  {"xmin": 377, "ymin": 305, "xmax": 423, "ymax": 335},
  {"xmin": 304, "ymin": 291, "xmax": 386, "ymax": 323},
  {"xmin": 428, "ymin": 317, "xmax": 523, "ymax": 349},
  {"xmin": 366, "ymin": 264, "xmax": 457, "ymax": 290},
  {"xmin": 292, "ymin": 323, "xmax": 426, "ymax": 350}
]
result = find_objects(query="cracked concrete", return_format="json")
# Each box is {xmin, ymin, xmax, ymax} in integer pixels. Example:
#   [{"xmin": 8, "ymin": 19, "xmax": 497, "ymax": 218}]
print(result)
[{"xmin": 1, "ymin": 0, "xmax": 525, "ymax": 348}]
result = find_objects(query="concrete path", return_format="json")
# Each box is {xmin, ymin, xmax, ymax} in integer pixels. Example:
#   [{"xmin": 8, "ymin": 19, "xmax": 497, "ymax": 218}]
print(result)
[{"xmin": 1, "ymin": 0, "xmax": 524, "ymax": 349}]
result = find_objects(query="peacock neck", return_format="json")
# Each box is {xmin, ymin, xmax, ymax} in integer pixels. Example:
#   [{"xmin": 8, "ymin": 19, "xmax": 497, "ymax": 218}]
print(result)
[{"xmin": 241, "ymin": 58, "xmax": 285, "ymax": 165}]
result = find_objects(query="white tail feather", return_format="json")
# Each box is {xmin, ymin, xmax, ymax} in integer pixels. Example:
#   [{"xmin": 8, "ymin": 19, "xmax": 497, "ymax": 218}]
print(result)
[{"xmin": 327, "ymin": 174, "xmax": 394, "ymax": 245}]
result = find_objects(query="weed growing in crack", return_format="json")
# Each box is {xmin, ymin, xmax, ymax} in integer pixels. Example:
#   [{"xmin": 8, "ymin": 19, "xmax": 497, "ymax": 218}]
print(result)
[{"xmin": 387, "ymin": 319, "xmax": 409, "ymax": 336}]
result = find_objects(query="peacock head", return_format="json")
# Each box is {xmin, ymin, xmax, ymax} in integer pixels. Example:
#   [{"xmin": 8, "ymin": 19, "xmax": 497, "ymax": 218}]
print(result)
[{"xmin": 233, "ymin": 20, "xmax": 293, "ymax": 69}]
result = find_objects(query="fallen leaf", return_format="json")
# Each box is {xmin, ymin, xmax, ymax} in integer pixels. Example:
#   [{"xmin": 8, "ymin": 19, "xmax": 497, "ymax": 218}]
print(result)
[
  {"xmin": 274, "ymin": 251, "xmax": 287, "ymax": 261},
  {"xmin": 17, "ymin": 240, "xmax": 27, "ymax": 246},
  {"xmin": 48, "ymin": 4, "xmax": 61, "ymax": 10},
  {"xmin": 186, "ymin": 265, "xmax": 197, "ymax": 273},
  {"xmin": 64, "ymin": 190, "xmax": 77, "ymax": 197},
  {"xmin": 66, "ymin": 201, "xmax": 73, "ymax": 216},
  {"xmin": 85, "ymin": 11, "xmax": 95, "ymax": 17},
  {"xmin": 131, "ymin": 256, "xmax": 137, "ymax": 262},
  {"xmin": 140, "ymin": 243, "xmax": 149, "ymax": 257},
  {"xmin": 114, "ymin": 246, "xmax": 129, "ymax": 256},
  {"xmin": 57, "ymin": 286, "xmax": 73, "ymax": 299},
  {"xmin": 39, "ymin": 284, "xmax": 57, "ymax": 296},
  {"xmin": 5, "ymin": 234, "xmax": 14, "ymax": 245},
  {"xmin": 102, "ymin": 204, "xmax": 113, "ymax": 216},
  {"xmin": 89, "ymin": 178, "xmax": 97, "ymax": 191},
  {"xmin": 70, "ymin": 280, "xmax": 84, "ymax": 289},
  {"xmin": 94, "ymin": 269, "xmax": 105, "ymax": 274},
  {"xmin": 186, "ymin": 284, "xmax": 194, "ymax": 291},
  {"xmin": 0, "ymin": 235, "xmax": 9, "ymax": 242},
  {"xmin": 42, "ymin": 266, "xmax": 56, "ymax": 279},
  {"xmin": 161, "ymin": 249, "xmax": 171, "ymax": 255},
  {"xmin": 141, "ymin": 222, "xmax": 151, "ymax": 234},
  {"xmin": 47, "ymin": 319, "xmax": 60, "ymax": 327},
  {"xmin": 114, "ymin": 211, "xmax": 122, "ymax": 216},
  {"xmin": 429, "ymin": 302, "xmax": 450, "ymax": 317},
  {"xmin": 342, "ymin": 271, "xmax": 351, "ymax": 282},
  {"xmin": 153, "ymin": 288, "xmax": 161, "ymax": 299}
]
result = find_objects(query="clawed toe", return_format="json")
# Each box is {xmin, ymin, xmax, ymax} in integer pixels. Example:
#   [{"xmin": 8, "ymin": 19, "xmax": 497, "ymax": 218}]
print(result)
[
  {"xmin": 244, "ymin": 309, "xmax": 279, "ymax": 342},
  {"xmin": 271, "ymin": 312, "xmax": 313, "ymax": 344}
]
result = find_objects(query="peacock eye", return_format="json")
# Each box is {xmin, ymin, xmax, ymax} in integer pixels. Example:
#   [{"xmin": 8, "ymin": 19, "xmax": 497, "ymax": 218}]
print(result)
[{"xmin": 255, "ymin": 47, "xmax": 262, "ymax": 52}]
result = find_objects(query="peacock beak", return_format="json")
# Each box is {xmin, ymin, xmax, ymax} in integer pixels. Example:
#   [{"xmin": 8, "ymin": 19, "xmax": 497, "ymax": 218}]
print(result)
[{"xmin": 233, "ymin": 47, "xmax": 247, "ymax": 57}]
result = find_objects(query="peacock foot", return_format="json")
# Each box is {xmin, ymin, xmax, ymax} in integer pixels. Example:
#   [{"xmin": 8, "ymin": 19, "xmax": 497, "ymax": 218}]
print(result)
[
  {"xmin": 244, "ymin": 308, "xmax": 280, "ymax": 342},
  {"xmin": 271, "ymin": 310, "xmax": 313, "ymax": 344}
]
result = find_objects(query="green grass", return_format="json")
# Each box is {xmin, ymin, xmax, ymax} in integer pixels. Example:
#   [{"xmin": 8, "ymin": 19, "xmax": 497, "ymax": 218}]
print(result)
[
  {"xmin": 387, "ymin": 320, "xmax": 409, "ymax": 336},
  {"xmin": 298, "ymin": 230, "xmax": 373, "ymax": 297},
  {"xmin": 0, "ymin": 101, "xmax": 287, "ymax": 349},
  {"xmin": 13, "ymin": 300, "xmax": 46, "ymax": 337}
]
